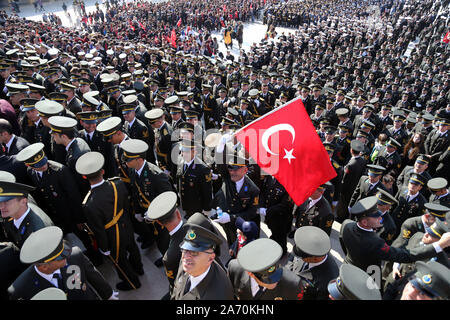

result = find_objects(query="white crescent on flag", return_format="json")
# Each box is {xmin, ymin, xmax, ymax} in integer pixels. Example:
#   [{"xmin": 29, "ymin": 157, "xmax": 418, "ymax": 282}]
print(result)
[{"xmin": 261, "ymin": 123, "xmax": 296, "ymax": 156}]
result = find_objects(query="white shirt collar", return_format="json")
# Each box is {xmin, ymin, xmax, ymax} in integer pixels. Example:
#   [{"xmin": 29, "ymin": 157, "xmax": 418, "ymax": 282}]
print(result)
[
  {"xmin": 356, "ymin": 222, "xmax": 373, "ymax": 232},
  {"xmin": 128, "ymin": 117, "xmax": 136, "ymax": 128},
  {"xmin": 65, "ymin": 138, "xmax": 76, "ymax": 152},
  {"xmin": 34, "ymin": 266, "xmax": 62, "ymax": 287},
  {"xmin": 188, "ymin": 266, "xmax": 211, "ymax": 291},
  {"xmin": 5, "ymin": 134, "xmax": 15, "ymax": 150},
  {"xmin": 308, "ymin": 254, "xmax": 328, "ymax": 269},
  {"xmin": 407, "ymin": 192, "xmax": 419, "ymax": 201},
  {"xmin": 90, "ymin": 179, "xmax": 106, "ymax": 189},
  {"xmin": 35, "ymin": 118, "xmax": 41, "ymax": 127},
  {"xmin": 14, "ymin": 207, "xmax": 31, "ymax": 229},
  {"xmin": 136, "ymin": 160, "xmax": 146, "ymax": 176},
  {"xmin": 250, "ymin": 276, "xmax": 265, "ymax": 297},
  {"xmin": 184, "ymin": 157, "xmax": 194, "ymax": 167},
  {"xmin": 235, "ymin": 176, "xmax": 245, "ymax": 193},
  {"xmin": 308, "ymin": 195, "xmax": 322, "ymax": 209},
  {"xmin": 170, "ymin": 220, "xmax": 183, "ymax": 236}
]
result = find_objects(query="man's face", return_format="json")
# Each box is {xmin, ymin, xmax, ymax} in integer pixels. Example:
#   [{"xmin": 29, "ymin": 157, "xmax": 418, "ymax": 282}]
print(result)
[
  {"xmin": 400, "ymin": 281, "xmax": 433, "ymax": 300},
  {"xmin": 123, "ymin": 111, "xmax": 135, "ymax": 123},
  {"xmin": 181, "ymin": 249, "xmax": 215, "ymax": 277},
  {"xmin": 377, "ymin": 203, "xmax": 391, "ymax": 213},
  {"xmin": 364, "ymin": 216, "xmax": 383, "ymax": 229},
  {"xmin": 310, "ymin": 188, "xmax": 324, "ymax": 200},
  {"xmin": 124, "ymin": 157, "xmax": 139, "ymax": 170},
  {"xmin": 10, "ymin": 92, "xmax": 26, "ymax": 106},
  {"xmin": 80, "ymin": 120, "xmax": 96, "ymax": 133},
  {"xmin": 26, "ymin": 109, "xmax": 40, "ymax": 123},
  {"xmin": 414, "ymin": 161, "xmax": 427, "ymax": 173},
  {"xmin": 0, "ymin": 197, "xmax": 25, "ymax": 218},
  {"xmin": 80, "ymin": 84, "xmax": 90, "ymax": 94},
  {"xmin": 408, "ymin": 182, "xmax": 422, "ymax": 195},
  {"xmin": 368, "ymin": 174, "xmax": 381, "ymax": 184},
  {"xmin": 51, "ymin": 132, "xmax": 64, "ymax": 145},
  {"xmin": 228, "ymin": 166, "xmax": 247, "ymax": 182},
  {"xmin": 171, "ymin": 112, "xmax": 181, "ymax": 121},
  {"xmin": 181, "ymin": 149, "xmax": 195, "ymax": 163}
]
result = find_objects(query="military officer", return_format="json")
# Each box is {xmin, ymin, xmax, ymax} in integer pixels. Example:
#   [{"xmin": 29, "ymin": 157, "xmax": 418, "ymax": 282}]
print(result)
[
  {"xmin": 387, "ymin": 112, "xmax": 409, "ymax": 148},
  {"xmin": 324, "ymin": 143, "xmax": 343, "ymax": 206},
  {"xmin": 201, "ymin": 84, "xmax": 219, "ymax": 130},
  {"xmin": 0, "ymin": 180, "xmax": 53, "ymax": 249},
  {"xmin": 212, "ymin": 154, "xmax": 260, "ymax": 247},
  {"xmin": 389, "ymin": 219, "xmax": 449, "ymax": 282},
  {"xmin": 427, "ymin": 177, "xmax": 450, "ymax": 208},
  {"xmin": 76, "ymin": 152, "xmax": 143, "ymax": 291},
  {"xmin": 77, "ymin": 111, "xmax": 116, "ymax": 179},
  {"xmin": 392, "ymin": 173, "xmax": 428, "ymax": 234},
  {"xmin": 121, "ymin": 139, "xmax": 173, "ymax": 265},
  {"xmin": 385, "ymin": 260, "xmax": 450, "ymax": 300},
  {"xmin": 340, "ymin": 196, "xmax": 450, "ymax": 272},
  {"xmin": 336, "ymin": 139, "xmax": 367, "ymax": 223},
  {"xmin": 327, "ymin": 264, "xmax": 382, "ymax": 300},
  {"xmin": 145, "ymin": 191, "xmax": 184, "ymax": 298},
  {"xmin": 48, "ymin": 115, "xmax": 91, "ymax": 194},
  {"xmin": 145, "ymin": 108, "xmax": 174, "ymax": 175},
  {"xmin": 349, "ymin": 164, "xmax": 387, "ymax": 209},
  {"xmin": 34, "ymin": 99, "xmax": 66, "ymax": 164},
  {"xmin": 292, "ymin": 184, "xmax": 334, "ymax": 236},
  {"xmin": 424, "ymin": 116, "xmax": 449, "ymax": 174},
  {"xmin": 258, "ymin": 174, "xmax": 294, "ymax": 255},
  {"xmin": 171, "ymin": 224, "xmax": 234, "ymax": 300},
  {"xmin": 334, "ymin": 124, "xmax": 352, "ymax": 165},
  {"xmin": 176, "ymin": 139, "xmax": 213, "ymax": 218},
  {"xmin": 375, "ymin": 137, "xmax": 402, "ymax": 177},
  {"xmin": 8, "ymin": 226, "xmax": 115, "ymax": 300},
  {"xmin": 287, "ymin": 226, "xmax": 339, "ymax": 300},
  {"xmin": 96, "ymin": 116, "xmax": 131, "ymax": 183},
  {"xmin": 392, "ymin": 203, "xmax": 450, "ymax": 249},
  {"xmin": 396, "ymin": 155, "xmax": 432, "ymax": 193},
  {"xmin": 375, "ymin": 188, "xmax": 398, "ymax": 245},
  {"xmin": 228, "ymin": 238, "xmax": 304, "ymax": 300}
]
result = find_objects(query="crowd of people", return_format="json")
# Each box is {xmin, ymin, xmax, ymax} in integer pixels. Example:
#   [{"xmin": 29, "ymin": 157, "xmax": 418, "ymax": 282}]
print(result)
[{"xmin": 0, "ymin": 0, "xmax": 449, "ymax": 301}]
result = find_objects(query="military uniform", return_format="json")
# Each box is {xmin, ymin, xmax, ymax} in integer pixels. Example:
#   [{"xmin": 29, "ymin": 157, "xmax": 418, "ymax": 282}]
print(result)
[
  {"xmin": 341, "ymin": 197, "xmax": 442, "ymax": 271},
  {"xmin": 228, "ymin": 238, "xmax": 304, "ymax": 300},
  {"xmin": 294, "ymin": 193, "xmax": 334, "ymax": 236},
  {"xmin": 171, "ymin": 224, "xmax": 234, "ymax": 300},
  {"xmin": 392, "ymin": 185, "xmax": 426, "ymax": 235},
  {"xmin": 212, "ymin": 158, "xmax": 260, "ymax": 247},
  {"xmin": 259, "ymin": 175, "xmax": 294, "ymax": 254},
  {"xmin": 77, "ymin": 152, "xmax": 143, "ymax": 291},
  {"xmin": 287, "ymin": 227, "xmax": 339, "ymax": 300},
  {"xmin": 8, "ymin": 226, "xmax": 113, "ymax": 300},
  {"xmin": 349, "ymin": 166, "xmax": 387, "ymax": 208},
  {"xmin": 177, "ymin": 154, "xmax": 213, "ymax": 218}
]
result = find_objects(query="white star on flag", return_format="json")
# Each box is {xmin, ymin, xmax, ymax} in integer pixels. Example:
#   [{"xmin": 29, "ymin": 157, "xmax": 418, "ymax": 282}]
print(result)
[{"xmin": 283, "ymin": 148, "xmax": 295, "ymax": 164}]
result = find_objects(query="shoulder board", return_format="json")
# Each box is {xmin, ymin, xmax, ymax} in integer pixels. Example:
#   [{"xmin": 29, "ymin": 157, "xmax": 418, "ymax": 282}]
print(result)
[
  {"xmin": 333, "ymin": 162, "xmax": 340, "ymax": 169},
  {"xmin": 346, "ymin": 138, "xmax": 351, "ymax": 143},
  {"xmin": 108, "ymin": 177, "xmax": 121, "ymax": 182}
]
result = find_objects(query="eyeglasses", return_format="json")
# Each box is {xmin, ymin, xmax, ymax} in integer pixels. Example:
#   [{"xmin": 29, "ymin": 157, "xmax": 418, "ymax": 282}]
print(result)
[{"xmin": 181, "ymin": 249, "xmax": 214, "ymax": 257}]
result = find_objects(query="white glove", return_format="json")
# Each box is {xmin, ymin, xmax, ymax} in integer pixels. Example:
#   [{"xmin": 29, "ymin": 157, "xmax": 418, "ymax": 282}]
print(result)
[
  {"xmin": 134, "ymin": 214, "xmax": 144, "ymax": 222},
  {"xmin": 332, "ymin": 201, "xmax": 338, "ymax": 207},
  {"xmin": 258, "ymin": 208, "xmax": 267, "ymax": 216},
  {"xmin": 213, "ymin": 211, "xmax": 231, "ymax": 224},
  {"xmin": 212, "ymin": 173, "xmax": 219, "ymax": 180},
  {"xmin": 109, "ymin": 291, "xmax": 119, "ymax": 300},
  {"xmin": 100, "ymin": 249, "xmax": 110, "ymax": 256}
]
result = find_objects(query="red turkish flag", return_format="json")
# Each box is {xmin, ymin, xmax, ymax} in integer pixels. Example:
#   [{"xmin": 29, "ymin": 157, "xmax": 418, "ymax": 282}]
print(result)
[
  {"xmin": 235, "ymin": 97, "xmax": 337, "ymax": 205},
  {"xmin": 443, "ymin": 31, "xmax": 450, "ymax": 44},
  {"xmin": 170, "ymin": 29, "xmax": 177, "ymax": 48},
  {"xmin": 177, "ymin": 18, "xmax": 182, "ymax": 28}
]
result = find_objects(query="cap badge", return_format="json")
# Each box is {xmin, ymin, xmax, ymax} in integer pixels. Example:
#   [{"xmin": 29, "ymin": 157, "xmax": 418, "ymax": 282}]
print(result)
[
  {"xmin": 187, "ymin": 230, "xmax": 196, "ymax": 240},
  {"xmin": 268, "ymin": 265, "xmax": 276, "ymax": 273},
  {"xmin": 422, "ymin": 274, "xmax": 432, "ymax": 284},
  {"xmin": 0, "ymin": 187, "xmax": 3, "ymax": 193}
]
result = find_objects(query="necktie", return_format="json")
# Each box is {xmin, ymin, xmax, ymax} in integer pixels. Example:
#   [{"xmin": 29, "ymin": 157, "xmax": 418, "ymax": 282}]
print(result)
[
  {"xmin": 183, "ymin": 277, "xmax": 191, "ymax": 294},
  {"xmin": 301, "ymin": 262, "xmax": 310, "ymax": 272},
  {"xmin": 253, "ymin": 286, "xmax": 265, "ymax": 300},
  {"xmin": 52, "ymin": 273, "xmax": 64, "ymax": 289}
]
